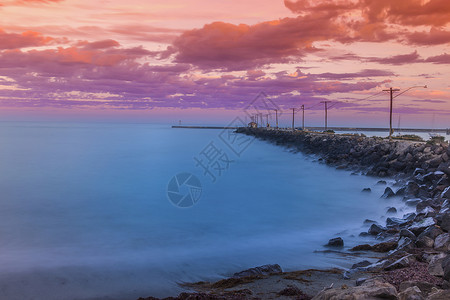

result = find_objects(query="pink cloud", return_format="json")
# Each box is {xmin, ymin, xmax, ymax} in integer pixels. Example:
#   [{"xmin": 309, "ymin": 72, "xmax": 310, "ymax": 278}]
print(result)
[{"xmin": 0, "ymin": 29, "xmax": 54, "ymax": 49}]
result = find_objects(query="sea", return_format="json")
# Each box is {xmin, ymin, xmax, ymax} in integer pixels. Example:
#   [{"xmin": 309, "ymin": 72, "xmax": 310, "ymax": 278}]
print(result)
[{"xmin": 0, "ymin": 121, "xmax": 424, "ymax": 299}]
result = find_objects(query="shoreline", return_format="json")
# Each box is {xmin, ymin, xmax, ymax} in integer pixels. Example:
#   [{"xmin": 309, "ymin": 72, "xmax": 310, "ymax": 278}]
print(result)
[{"xmin": 140, "ymin": 128, "xmax": 450, "ymax": 299}]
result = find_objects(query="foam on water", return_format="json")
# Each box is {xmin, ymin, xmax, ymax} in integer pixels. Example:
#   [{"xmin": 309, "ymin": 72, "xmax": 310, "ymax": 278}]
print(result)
[{"xmin": 0, "ymin": 122, "xmax": 414, "ymax": 299}]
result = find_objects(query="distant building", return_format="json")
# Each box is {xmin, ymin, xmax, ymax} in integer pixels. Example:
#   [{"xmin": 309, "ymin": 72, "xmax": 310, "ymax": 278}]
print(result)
[{"xmin": 248, "ymin": 122, "xmax": 257, "ymax": 128}]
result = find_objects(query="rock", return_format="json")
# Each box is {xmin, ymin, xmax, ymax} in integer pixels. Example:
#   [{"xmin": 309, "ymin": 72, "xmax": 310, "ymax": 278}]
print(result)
[
  {"xmin": 442, "ymin": 187, "xmax": 450, "ymax": 199},
  {"xmin": 372, "ymin": 241, "xmax": 398, "ymax": 252},
  {"xmin": 417, "ymin": 225, "xmax": 443, "ymax": 241},
  {"xmin": 351, "ymin": 260, "xmax": 372, "ymax": 269},
  {"xmin": 327, "ymin": 237, "xmax": 344, "ymax": 247},
  {"xmin": 356, "ymin": 277, "xmax": 368, "ymax": 286},
  {"xmin": 442, "ymin": 255, "xmax": 450, "ymax": 281},
  {"xmin": 384, "ymin": 255, "xmax": 414, "ymax": 271},
  {"xmin": 364, "ymin": 219, "xmax": 377, "ymax": 225},
  {"xmin": 396, "ymin": 187, "xmax": 407, "ymax": 196},
  {"xmin": 397, "ymin": 237, "xmax": 415, "ymax": 251},
  {"xmin": 232, "ymin": 264, "xmax": 282, "ymax": 278},
  {"xmin": 277, "ymin": 285, "xmax": 308, "ymax": 297},
  {"xmin": 387, "ymin": 217, "xmax": 409, "ymax": 228},
  {"xmin": 406, "ymin": 181, "xmax": 420, "ymax": 197},
  {"xmin": 398, "ymin": 286, "xmax": 424, "ymax": 300},
  {"xmin": 387, "ymin": 207, "xmax": 397, "ymax": 214},
  {"xmin": 382, "ymin": 187, "xmax": 396, "ymax": 198},
  {"xmin": 350, "ymin": 244, "xmax": 372, "ymax": 251},
  {"xmin": 434, "ymin": 233, "xmax": 450, "ymax": 251},
  {"xmin": 399, "ymin": 281, "xmax": 437, "ymax": 296},
  {"xmin": 440, "ymin": 213, "xmax": 450, "ymax": 232},
  {"xmin": 404, "ymin": 213, "xmax": 417, "ymax": 221},
  {"xmin": 406, "ymin": 198, "xmax": 422, "ymax": 207},
  {"xmin": 362, "ymin": 187, "xmax": 371, "ymax": 192},
  {"xmin": 400, "ymin": 229, "xmax": 416, "ymax": 240},
  {"xmin": 369, "ymin": 223, "xmax": 387, "ymax": 235},
  {"xmin": 414, "ymin": 168, "xmax": 426, "ymax": 176},
  {"xmin": 377, "ymin": 180, "xmax": 387, "ymax": 185},
  {"xmin": 408, "ymin": 217, "xmax": 436, "ymax": 235},
  {"xmin": 428, "ymin": 254, "xmax": 446, "ymax": 276},
  {"xmin": 416, "ymin": 235, "xmax": 434, "ymax": 248},
  {"xmin": 427, "ymin": 289, "xmax": 450, "ymax": 300},
  {"xmin": 311, "ymin": 278, "xmax": 397, "ymax": 300}
]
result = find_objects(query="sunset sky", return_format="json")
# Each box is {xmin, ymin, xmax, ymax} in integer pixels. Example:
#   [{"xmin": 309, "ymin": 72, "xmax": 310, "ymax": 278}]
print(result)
[{"xmin": 0, "ymin": 0, "xmax": 449, "ymax": 127}]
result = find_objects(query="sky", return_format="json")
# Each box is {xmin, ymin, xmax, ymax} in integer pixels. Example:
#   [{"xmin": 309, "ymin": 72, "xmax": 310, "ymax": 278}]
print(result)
[{"xmin": 0, "ymin": 0, "xmax": 449, "ymax": 127}]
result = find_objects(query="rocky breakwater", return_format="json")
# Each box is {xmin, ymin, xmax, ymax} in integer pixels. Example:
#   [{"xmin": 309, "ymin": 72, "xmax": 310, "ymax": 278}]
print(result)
[{"xmin": 236, "ymin": 128, "xmax": 450, "ymax": 180}]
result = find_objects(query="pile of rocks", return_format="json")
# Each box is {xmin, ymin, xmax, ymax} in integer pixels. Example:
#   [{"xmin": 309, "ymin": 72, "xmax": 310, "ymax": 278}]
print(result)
[{"xmin": 236, "ymin": 128, "xmax": 450, "ymax": 179}]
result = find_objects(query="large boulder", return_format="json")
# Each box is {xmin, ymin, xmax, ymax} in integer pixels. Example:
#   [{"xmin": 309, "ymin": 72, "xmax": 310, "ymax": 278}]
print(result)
[{"xmin": 312, "ymin": 278, "xmax": 397, "ymax": 300}]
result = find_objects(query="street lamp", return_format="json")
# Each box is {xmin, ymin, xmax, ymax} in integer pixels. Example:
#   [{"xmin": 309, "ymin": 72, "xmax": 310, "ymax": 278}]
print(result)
[{"xmin": 383, "ymin": 85, "xmax": 427, "ymax": 139}]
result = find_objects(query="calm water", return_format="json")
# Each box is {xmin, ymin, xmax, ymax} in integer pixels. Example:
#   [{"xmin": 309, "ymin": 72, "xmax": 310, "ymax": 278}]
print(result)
[{"xmin": 0, "ymin": 121, "xmax": 413, "ymax": 299}]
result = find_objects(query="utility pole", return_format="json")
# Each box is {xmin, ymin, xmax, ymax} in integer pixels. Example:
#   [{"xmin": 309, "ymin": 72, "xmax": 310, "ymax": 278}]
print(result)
[
  {"xmin": 291, "ymin": 108, "xmax": 295, "ymax": 131},
  {"xmin": 383, "ymin": 87, "xmax": 400, "ymax": 139},
  {"xmin": 300, "ymin": 105, "xmax": 305, "ymax": 130},
  {"xmin": 320, "ymin": 101, "xmax": 331, "ymax": 131},
  {"xmin": 274, "ymin": 109, "xmax": 279, "ymax": 128}
]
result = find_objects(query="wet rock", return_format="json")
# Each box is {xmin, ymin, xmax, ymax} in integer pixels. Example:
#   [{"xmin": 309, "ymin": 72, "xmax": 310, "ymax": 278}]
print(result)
[
  {"xmin": 369, "ymin": 223, "xmax": 387, "ymax": 235},
  {"xmin": 382, "ymin": 187, "xmax": 396, "ymax": 198},
  {"xmin": 442, "ymin": 187, "xmax": 450, "ymax": 199},
  {"xmin": 232, "ymin": 264, "xmax": 282, "ymax": 278},
  {"xmin": 377, "ymin": 180, "xmax": 387, "ymax": 185},
  {"xmin": 387, "ymin": 207, "xmax": 397, "ymax": 214},
  {"xmin": 312, "ymin": 278, "xmax": 397, "ymax": 300},
  {"xmin": 408, "ymin": 217, "xmax": 436, "ymax": 235},
  {"xmin": 372, "ymin": 241, "xmax": 398, "ymax": 252},
  {"xmin": 404, "ymin": 213, "xmax": 417, "ymax": 221},
  {"xmin": 350, "ymin": 244, "xmax": 372, "ymax": 251},
  {"xmin": 397, "ymin": 237, "xmax": 415, "ymax": 251},
  {"xmin": 406, "ymin": 181, "xmax": 420, "ymax": 197},
  {"xmin": 396, "ymin": 187, "xmax": 407, "ymax": 196},
  {"xmin": 440, "ymin": 213, "xmax": 450, "ymax": 232},
  {"xmin": 434, "ymin": 233, "xmax": 450, "ymax": 251},
  {"xmin": 327, "ymin": 237, "xmax": 344, "ymax": 247},
  {"xmin": 277, "ymin": 285, "xmax": 309, "ymax": 297},
  {"xmin": 400, "ymin": 229, "xmax": 416, "ymax": 240},
  {"xmin": 364, "ymin": 219, "xmax": 377, "ymax": 225},
  {"xmin": 362, "ymin": 187, "xmax": 371, "ymax": 192},
  {"xmin": 387, "ymin": 217, "xmax": 409, "ymax": 228},
  {"xmin": 442, "ymin": 255, "xmax": 450, "ymax": 281},
  {"xmin": 384, "ymin": 255, "xmax": 415, "ymax": 271},
  {"xmin": 406, "ymin": 198, "xmax": 422, "ymax": 207},
  {"xmin": 351, "ymin": 260, "xmax": 372, "ymax": 269},
  {"xmin": 356, "ymin": 277, "xmax": 368, "ymax": 286},
  {"xmin": 398, "ymin": 286, "xmax": 424, "ymax": 300},
  {"xmin": 416, "ymin": 236, "xmax": 434, "ymax": 248},
  {"xmin": 417, "ymin": 225, "xmax": 443, "ymax": 241}
]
